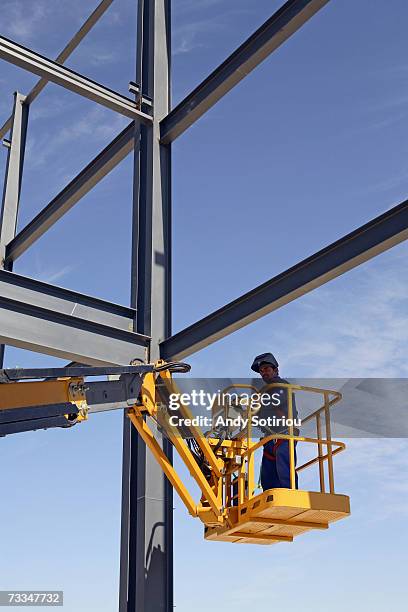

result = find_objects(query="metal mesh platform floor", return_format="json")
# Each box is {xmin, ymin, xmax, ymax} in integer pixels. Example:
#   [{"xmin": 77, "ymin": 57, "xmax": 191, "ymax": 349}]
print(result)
[{"xmin": 205, "ymin": 488, "xmax": 350, "ymax": 545}]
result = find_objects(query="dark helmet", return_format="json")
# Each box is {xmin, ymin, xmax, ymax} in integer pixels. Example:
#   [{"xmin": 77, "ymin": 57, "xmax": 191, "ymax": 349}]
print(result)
[{"xmin": 251, "ymin": 352, "xmax": 279, "ymax": 373}]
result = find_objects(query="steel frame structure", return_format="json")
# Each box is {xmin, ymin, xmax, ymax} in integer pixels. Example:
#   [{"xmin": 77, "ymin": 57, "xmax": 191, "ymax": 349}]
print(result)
[{"xmin": 0, "ymin": 0, "xmax": 407, "ymax": 610}]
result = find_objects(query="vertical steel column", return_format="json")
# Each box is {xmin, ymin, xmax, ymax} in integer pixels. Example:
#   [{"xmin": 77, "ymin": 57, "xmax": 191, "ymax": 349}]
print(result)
[
  {"xmin": 0, "ymin": 91, "xmax": 29, "ymax": 366},
  {"xmin": 0, "ymin": 92, "xmax": 28, "ymax": 266},
  {"xmin": 120, "ymin": 1, "xmax": 172, "ymax": 611}
]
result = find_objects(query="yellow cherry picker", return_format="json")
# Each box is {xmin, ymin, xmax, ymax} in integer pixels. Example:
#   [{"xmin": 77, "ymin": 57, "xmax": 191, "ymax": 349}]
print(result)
[{"xmin": 0, "ymin": 360, "xmax": 350, "ymax": 545}]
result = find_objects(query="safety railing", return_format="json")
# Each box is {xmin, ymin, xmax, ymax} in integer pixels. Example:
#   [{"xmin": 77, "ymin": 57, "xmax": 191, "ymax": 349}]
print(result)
[
  {"xmin": 139, "ymin": 373, "xmax": 347, "ymax": 523},
  {"xmin": 214, "ymin": 383, "xmax": 345, "ymax": 507}
]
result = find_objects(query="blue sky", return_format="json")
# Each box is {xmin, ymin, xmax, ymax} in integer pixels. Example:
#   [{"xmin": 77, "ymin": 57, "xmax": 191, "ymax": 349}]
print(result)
[{"xmin": 0, "ymin": 0, "xmax": 408, "ymax": 610}]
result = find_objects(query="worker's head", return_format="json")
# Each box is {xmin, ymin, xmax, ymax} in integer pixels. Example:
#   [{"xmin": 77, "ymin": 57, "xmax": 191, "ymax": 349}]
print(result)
[{"xmin": 251, "ymin": 353, "xmax": 279, "ymax": 382}]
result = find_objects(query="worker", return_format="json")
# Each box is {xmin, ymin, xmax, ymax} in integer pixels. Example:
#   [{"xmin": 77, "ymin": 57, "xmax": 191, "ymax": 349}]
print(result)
[{"xmin": 251, "ymin": 352, "xmax": 299, "ymax": 490}]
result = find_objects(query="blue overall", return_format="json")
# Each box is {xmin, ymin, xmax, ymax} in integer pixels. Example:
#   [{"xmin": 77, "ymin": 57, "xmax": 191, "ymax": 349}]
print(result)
[{"xmin": 260, "ymin": 439, "xmax": 298, "ymax": 490}]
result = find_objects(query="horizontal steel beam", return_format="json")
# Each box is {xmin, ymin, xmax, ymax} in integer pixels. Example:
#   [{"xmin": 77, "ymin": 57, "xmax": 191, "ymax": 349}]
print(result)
[
  {"xmin": 5, "ymin": 122, "xmax": 137, "ymax": 262},
  {"xmin": 0, "ymin": 0, "xmax": 114, "ymax": 140},
  {"xmin": 0, "ymin": 269, "xmax": 136, "ymax": 330},
  {"xmin": 0, "ymin": 35, "xmax": 152, "ymax": 123},
  {"xmin": 0, "ymin": 270, "xmax": 148, "ymax": 365},
  {"xmin": 160, "ymin": 0, "xmax": 329, "ymax": 143},
  {"xmin": 161, "ymin": 199, "xmax": 408, "ymax": 360}
]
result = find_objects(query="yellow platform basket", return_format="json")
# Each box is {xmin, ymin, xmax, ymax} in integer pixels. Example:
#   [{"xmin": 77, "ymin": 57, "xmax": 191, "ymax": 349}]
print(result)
[{"xmin": 130, "ymin": 370, "xmax": 350, "ymax": 546}]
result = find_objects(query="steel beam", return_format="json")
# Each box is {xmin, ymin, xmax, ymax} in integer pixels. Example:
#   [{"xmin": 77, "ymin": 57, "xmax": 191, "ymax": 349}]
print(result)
[
  {"xmin": 0, "ymin": 91, "xmax": 29, "ymax": 367},
  {"xmin": 161, "ymin": 199, "xmax": 408, "ymax": 360},
  {"xmin": 0, "ymin": 269, "xmax": 137, "ymax": 331},
  {"xmin": 160, "ymin": 0, "xmax": 330, "ymax": 143},
  {"xmin": 120, "ymin": 1, "xmax": 172, "ymax": 611},
  {"xmin": 0, "ymin": 92, "xmax": 28, "ymax": 264},
  {"xmin": 0, "ymin": 36, "xmax": 152, "ymax": 123},
  {"xmin": 0, "ymin": 271, "xmax": 149, "ymax": 365},
  {"xmin": 5, "ymin": 122, "xmax": 137, "ymax": 263},
  {"xmin": 0, "ymin": 0, "xmax": 114, "ymax": 140}
]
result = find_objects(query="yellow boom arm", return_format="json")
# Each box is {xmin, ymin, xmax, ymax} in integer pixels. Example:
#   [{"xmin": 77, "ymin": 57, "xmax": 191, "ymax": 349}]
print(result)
[{"xmin": 0, "ymin": 361, "xmax": 350, "ymax": 545}]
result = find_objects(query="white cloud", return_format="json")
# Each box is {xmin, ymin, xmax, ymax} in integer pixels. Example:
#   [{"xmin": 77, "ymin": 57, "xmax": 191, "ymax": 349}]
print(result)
[
  {"xmin": 173, "ymin": 19, "xmax": 223, "ymax": 55},
  {"xmin": 2, "ymin": 0, "xmax": 48, "ymax": 42},
  {"xmin": 29, "ymin": 95, "xmax": 78, "ymax": 122},
  {"xmin": 271, "ymin": 246, "xmax": 408, "ymax": 378},
  {"xmin": 88, "ymin": 50, "xmax": 119, "ymax": 66},
  {"xmin": 335, "ymin": 438, "xmax": 408, "ymax": 520},
  {"xmin": 41, "ymin": 264, "xmax": 75, "ymax": 284},
  {"xmin": 18, "ymin": 253, "xmax": 75, "ymax": 285},
  {"xmin": 359, "ymin": 168, "xmax": 408, "ymax": 196},
  {"xmin": 172, "ymin": 0, "xmax": 257, "ymax": 55},
  {"xmin": 176, "ymin": 0, "xmax": 227, "ymax": 12},
  {"xmin": 1, "ymin": 0, "xmax": 121, "ymax": 48},
  {"xmin": 56, "ymin": 106, "xmax": 126, "ymax": 143},
  {"xmin": 26, "ymin": 105, "xmax": 128, "ymax": 169}
]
